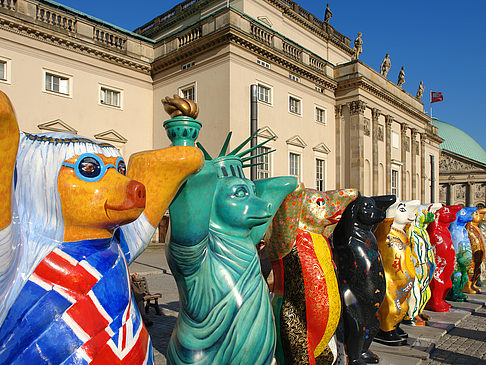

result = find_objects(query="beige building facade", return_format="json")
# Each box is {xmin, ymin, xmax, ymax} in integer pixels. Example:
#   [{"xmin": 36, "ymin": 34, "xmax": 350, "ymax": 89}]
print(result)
[{"xmin": 0, "ymin": 0, "xmax": 442, "ymax": 203}]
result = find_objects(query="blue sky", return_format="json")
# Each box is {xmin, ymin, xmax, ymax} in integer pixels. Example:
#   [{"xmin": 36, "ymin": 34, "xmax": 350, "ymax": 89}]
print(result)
[{"xmin": 53, "ymin": 0, "xmax": 486, "ymax": 150}]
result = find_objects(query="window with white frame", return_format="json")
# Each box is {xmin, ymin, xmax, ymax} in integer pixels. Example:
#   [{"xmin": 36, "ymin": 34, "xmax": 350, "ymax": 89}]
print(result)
[
  {"xmin": 289, "ymin": 152, "xmax": 301, "ymax": 179},
  {"xmin": 391, "ymin": 169, "xmax": 399, "ymax": 197},
  {"xmin": 315, "ymin": 106, "xmax": 326, "ymax": 124},
  {"xmin": 316, "ymin": 158, "xmax": 325, "ymax": 191},
  {"xmin": 45, "ymin": 72, "xmax": 70, "ymax": 95},
  {"xmin": 256, "ymin": 146, "xmax": 271, "ymax": 179},
  {"xmin": 289, "ymin": 96, "xmax": 301, "ymax": 115},
  {"xmin": 257, "ymin": 83, "xmax": 272, "ymax": 104},
  {"xmin": 100, "ymin": 86, "xmax": 121, "ymax": 107},
  {"xmin": 289, "ymin": 74, "xmax": 300, "ymax": 82},
  {"xmin": 181, "ymin": 61, "xmax": 194, "ymax": 70},
  {"xmin": 0, "ymin": 61, "xmax": 6, "ymax": 81},
  {"xmin": 180, "ymin": 85, "xmax": 196, "ymax": 101},
  {"xmin": 257, "ymin": 59, "xmax": 270, "ymax": 69}
]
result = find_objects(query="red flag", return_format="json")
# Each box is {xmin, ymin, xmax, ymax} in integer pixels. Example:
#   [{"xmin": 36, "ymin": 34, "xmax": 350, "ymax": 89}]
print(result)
[{"xmin": 431, "ymin": 91, "xmax": 443, "ymax": 103}]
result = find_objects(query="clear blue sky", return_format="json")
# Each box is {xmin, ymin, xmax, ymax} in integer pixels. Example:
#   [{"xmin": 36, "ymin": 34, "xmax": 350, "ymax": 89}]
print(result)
[{"xmin": 53, "ymin": 0, "xmax": 486, "ymax": 151}]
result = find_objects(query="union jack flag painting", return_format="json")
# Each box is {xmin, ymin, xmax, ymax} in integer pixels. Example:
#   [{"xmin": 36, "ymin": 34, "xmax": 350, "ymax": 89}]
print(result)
[{"xmin": 0, "ymin": 233, "xmax": 154, "ymax": 364}]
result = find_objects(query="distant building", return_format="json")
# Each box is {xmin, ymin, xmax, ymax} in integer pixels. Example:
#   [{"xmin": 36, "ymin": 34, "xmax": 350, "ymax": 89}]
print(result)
[
  {"xmin": 432, "ymin": 119, "xmax": 486, "ymax": 208},
  {"xmin": 0, "ymin": 0, "xmax": 442, "ymax": 202}
]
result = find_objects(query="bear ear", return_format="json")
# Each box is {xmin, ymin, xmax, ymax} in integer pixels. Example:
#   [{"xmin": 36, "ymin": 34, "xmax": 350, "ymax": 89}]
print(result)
[{"xmin": 372, "ymin": 194, "xmax": 396, "ymax": 211}]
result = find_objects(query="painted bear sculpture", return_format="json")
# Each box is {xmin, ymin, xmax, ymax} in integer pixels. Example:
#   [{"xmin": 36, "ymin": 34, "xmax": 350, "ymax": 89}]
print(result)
[
  {"xmin": 373, "ymin": 199, "xmax": 420, "ymax": 346},
  {"xmin": 267, "ymin": 184, "xmax": 358, "ymax": 365},
  {"xmin": 404, "ymin": 203, "xmax": 442, "ymax": 326},
  {"xmin": 447, "ymin": 207, "xmax": 476, "ymax": 301},
  {"xmin": 332, "ymin": 194, "xmax": 396, "ymax": 365},
  {"xmin": 464, "ymin": 208, "xmax": 486, "ymax": 293},
  {"xmin": 425, "ymin": 205, "xmax": 462, "ymax": 312},
  {"xmin": 0, "ymin": 91, "xmax": 204, "ymax": 364},
  {"xmin": 166, "ymin": 132, "xmax": 297, "ymax": 365}
]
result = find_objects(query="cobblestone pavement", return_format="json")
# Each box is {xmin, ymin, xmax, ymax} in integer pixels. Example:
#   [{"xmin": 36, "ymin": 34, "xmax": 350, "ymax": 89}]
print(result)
[{"xmin": 424, "ymin": 306, "xmax": 486, "ymax": 365}]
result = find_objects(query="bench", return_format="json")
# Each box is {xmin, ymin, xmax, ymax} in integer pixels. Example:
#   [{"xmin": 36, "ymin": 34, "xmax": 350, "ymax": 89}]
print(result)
[{"xmin": 131, "ymin": 276, "xmax": 162, "ymax": 315}]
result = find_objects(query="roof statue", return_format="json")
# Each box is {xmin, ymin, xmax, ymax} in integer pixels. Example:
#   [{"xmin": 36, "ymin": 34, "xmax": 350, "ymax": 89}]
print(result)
[
  {"xmin": 380, "ymin": 53, "xmax": 391, "ymax": 77},
  {"xmin": 352, "ymin": 32, "xmax": 363, "ymax": 60},
  {"xmin": 416, "ymin": 81, "xmax": 424, "ymax": 100}
]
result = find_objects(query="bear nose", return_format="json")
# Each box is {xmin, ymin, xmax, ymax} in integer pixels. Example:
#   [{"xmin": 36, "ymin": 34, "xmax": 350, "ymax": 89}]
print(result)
[
  {"xmin": 266, "ymin": 202, "xmax": 273, "ymax": 214},
  {"xmin": 127, "ymin": 180, "xmax": 146, "ymax": 209}
]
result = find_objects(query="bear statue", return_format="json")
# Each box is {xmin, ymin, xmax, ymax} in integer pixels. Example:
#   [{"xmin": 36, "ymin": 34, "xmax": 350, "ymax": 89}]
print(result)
[
  {"xmin": 164, "ymin": 124, "xmax": 297, "ymax": 364},
  {"xmin": 404, "ymin": 203, "xmax": 442, "ymax": 326},
  {"xmin": 447, "ymin": 207, "xmax": 476, "ymax": 301},
  {"xmin": 373, "ymin": 199, "xmax": 419, "ymax": 346},
  {"xmin": 425, "ymin": 205, "xmax": 462, "ymax": 312},
  {"xmin": 0, "ymin": 91, "xmax": 204, "ymax": 364},
  {"xmin": 464, "ymin": 208, "xmax": 486, "ymax": 293},
  {"xmin": 267, "ymin": 184, "xmax": 358, "ymax": 365},
  {"xmin": 332, "ymin": 194, "xmax": 396, "ymax": 365}
]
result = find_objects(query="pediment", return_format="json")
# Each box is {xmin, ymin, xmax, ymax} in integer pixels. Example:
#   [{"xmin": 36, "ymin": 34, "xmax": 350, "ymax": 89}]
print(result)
[
  {"xmin": 37, "ymin": 119, "xmax": 77, "ymax": 134},
  {"xmin": 94, "ymin": 129, "xmax": 128, "ymax": 144},
  {"xmin": 439, "ymin": 152, "xmax": 486, "ymax": 173},
  {"xmin": 258, "ymin": 126, "xmax": 278, "ymax": 140},
  {"xmin": 312, "ymin": 143, "xmax": 331, "ymax": 154},
  {"xmin": 286, "ymin": 135, "xmax": 307, "ymax": 148},
  {"xmin": 257, "ymin": 16, "xmax": 273, "ymax": 28}
]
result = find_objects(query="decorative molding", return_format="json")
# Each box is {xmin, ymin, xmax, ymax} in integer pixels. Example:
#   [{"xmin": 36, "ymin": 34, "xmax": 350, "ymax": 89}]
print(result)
[
  {"xmin": 371, "ymin": 108, "xmax": 381, "ymax": 121},
  {"xmin": 286, "ymin": 135, "xmax": 307, "ymax": 148},
  {"xmin": 364, "ymin": 117, "xmax": 370, "ymax": 136},
  {"xmin": 94, "ymin": 129, "xmax": 128, "ymax": 144},
  {"xmin": 405, "ymin": 136, "xmax": 410, "ymax": 152},
  {"xmin": 400, "ymin": 122, "xmax": 408, "ymax": 135},
  {"xmin": 312, "ymin": 142, "xmax": 331, "ymax": 154},
  {"xmin": 257, "ymin": 16, "xmax": 273, "ymax": 28},
  {"xmin": 348, "ymin": 100, "xmax": 366, "ymax": 115},
  {"xmin": 377, "ymin": 125, "xmax": 384, "ymax": 141},
  {"xmin": 37, "ymin": 119, "xmax": 77, "ymax": 134},
  {"xmin": 257, "ymin": 126, "xmax": 278, "ymax": 140},
  {"xmin": 385, "ymin": 115, "xmax": 394, "ymax": 128},
  {"xmin": 439, "ymin": 153, "xmax": 485, "ymax": 173}
]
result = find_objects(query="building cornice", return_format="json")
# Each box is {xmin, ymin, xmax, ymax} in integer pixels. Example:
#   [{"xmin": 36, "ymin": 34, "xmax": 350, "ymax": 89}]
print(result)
[{"xmin": 0, "ymin": 9, "xmax": 152, "ymax": 74}]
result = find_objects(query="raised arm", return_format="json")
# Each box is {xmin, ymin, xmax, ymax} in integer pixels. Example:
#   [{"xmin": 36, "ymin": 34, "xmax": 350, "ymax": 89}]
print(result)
[
  {"xmin": 169, "ymin": 162, "xmax": 218, "ymax": 246},
  {"xmin": 0, "ymin": 92, "xmax": 19, "ymax": 230},
  {"xmin": 250, "ymin": 176, "xmax": 298, "ymax": 245}
]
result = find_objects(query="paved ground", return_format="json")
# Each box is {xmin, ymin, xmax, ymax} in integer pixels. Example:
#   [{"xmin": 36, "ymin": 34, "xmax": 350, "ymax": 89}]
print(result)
[{"xmin": 130, "ymin": 246, "xmax": 486, "ymax": 365}]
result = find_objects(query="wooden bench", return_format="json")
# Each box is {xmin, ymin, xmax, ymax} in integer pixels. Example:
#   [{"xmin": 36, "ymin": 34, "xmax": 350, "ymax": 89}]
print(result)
[{"xmin": 131, "ymin": 276, "xmax": 162, "ymax": 315}]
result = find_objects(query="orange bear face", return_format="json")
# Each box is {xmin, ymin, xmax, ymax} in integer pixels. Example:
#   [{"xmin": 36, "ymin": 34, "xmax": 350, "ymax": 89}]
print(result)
[{"xmin": 58, "ymin": 153, "xmax": 146, "ymax": 241}]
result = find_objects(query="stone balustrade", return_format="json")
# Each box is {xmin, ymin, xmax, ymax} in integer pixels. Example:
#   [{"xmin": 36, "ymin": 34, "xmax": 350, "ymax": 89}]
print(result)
[
  {"xmin": 36, "ymin": 4, "xmax": 76, "ymax": 32},
  {"xmin": 0, "ymin": 0, "xmax": 15, "ymax": 11},
  {"xmin": 94, "ymin": 26, "xmax": 127, "ymax": 51},
  {"xmin": 250, "ymin": 23, "xmax": 273, "ymax": 46},
  {"xmin": 178, "ymin": 26, "xmax": 201, "ymax": 47}
]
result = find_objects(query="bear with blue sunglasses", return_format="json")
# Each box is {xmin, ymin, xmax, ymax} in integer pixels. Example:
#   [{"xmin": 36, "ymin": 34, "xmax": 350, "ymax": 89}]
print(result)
[{"xmin": 0, "ymin": 91, "xmax": 204, "ymax": 364}]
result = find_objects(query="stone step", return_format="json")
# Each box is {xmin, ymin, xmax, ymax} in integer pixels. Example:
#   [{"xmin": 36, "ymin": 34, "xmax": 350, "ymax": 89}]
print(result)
[{"xmin": 370, "ymin": 292, "xmax": 486, "ymax": 365}]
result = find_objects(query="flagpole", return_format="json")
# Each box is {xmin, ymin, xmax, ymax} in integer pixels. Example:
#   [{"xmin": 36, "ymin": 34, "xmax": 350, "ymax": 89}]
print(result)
[{"xmin": 430, "ymin": 106, "xmax": 432, "ymax": 118}]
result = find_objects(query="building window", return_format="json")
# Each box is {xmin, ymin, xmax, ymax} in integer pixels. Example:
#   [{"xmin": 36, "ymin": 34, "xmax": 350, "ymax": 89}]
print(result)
[
  {"xmin": 0, "ymin": 61, "xmax": 6, "ymax": 81},
  {"xmin": 391, "ymin": 169, "xmax": 399, "ymax": 197},
  {"xmin": 100, "ymin": 87, "xmax": 121, "ymax": 107},
  {"xmin": 257, "ymin": 84, "xmax": 271, "ymax": 104},
  {"xmin": 289, "ymin": 74, "xmax": 300, "ymax": 82},
  {"xmin": 289, "ymin": 96, "xmax": 301, "ymax": 115},
  {"xmin": 257, "ymin": 59, "xmax": 270, "ymax": 69},
  {"xmin": 315, "ymin": 107, "xmax": 326, "ymax": 124},
  {"xmin": 315, "ymin": 85, "xmax": 324, "ymax": 93},
  {"xmin": 179, "ymin": 85, "xmax": 196, "ymax": 101},
  {"xmin": 289, "ymin": 152, "xmax": 301, "ymax": 179},
  {"xmin": 181, "ymin": 61, "xmax": 194, "ymax": 70},
  {"xmin": 256, "ymin": 146, "xmax": 271, "ymax": 179},
  {"xmin": 316, "ymin": 158, "xmax": 325, "ymax": 191},
  {"xmin": 45, "ymin": 72, "xmax": 70, "ymax": 95}
]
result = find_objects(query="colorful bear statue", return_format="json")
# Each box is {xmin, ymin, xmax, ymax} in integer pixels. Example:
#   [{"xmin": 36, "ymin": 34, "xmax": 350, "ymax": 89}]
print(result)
[
  {"xmin": 425, "ymin": 205, "xmax": 462, "ymax": 312},
  {"xmin": 0, "ymin": 91, "xmax": 204, "ymax": 364},
  {"xmin": 373, "ymin": 199, "xmax": 419, "ymax": 346},
  {"xmin": 447, "ymin": 207, "xmax": 477, "ymax": 301},
  {"xmin": 464, "ymin": 208, "xmax": 486, "ymax": 293},
  {"xmin": 404, "ymin": 203, "xmax": 442, "ymax": 326},
  {"xmin": 332, "ymin": 194, "xmax": 396, "ymax": 365},
  {"xmin": 267, "ymin": 184, "xmax": 357, "ymax": 365},
  {"xmin": 164, "ymin": 96, "xmax": 298, "ymax": 364}
]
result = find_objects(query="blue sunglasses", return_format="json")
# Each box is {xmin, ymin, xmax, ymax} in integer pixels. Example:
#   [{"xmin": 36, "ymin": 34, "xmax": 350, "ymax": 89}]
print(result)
[{"xmin": 62, "ymin": 153, "xmax": 126, "ymax": 182}]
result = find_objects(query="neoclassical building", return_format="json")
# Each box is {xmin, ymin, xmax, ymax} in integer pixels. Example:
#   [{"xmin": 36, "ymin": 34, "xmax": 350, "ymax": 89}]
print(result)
[
  {"xmin": 433, "ymin": 119, "xmax": 486, "ymax": 208},
  {"xmin": 0, "ymin": 0, "xmax": 442, "ymax": 203}
]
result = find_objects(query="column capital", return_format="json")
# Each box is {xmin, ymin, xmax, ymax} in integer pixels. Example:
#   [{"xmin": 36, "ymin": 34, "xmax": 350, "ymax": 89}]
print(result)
[
  {"xmin": 348, "ymin": 100, "xmax": 366, "ymax": 115},
  {"xmin": 385, "ymin": 115, "xmax": 394, "ymax": 128},
  {"xmin": 411, "ymin": 127, "xmax": 418, "ymax": 137},
  {"xmin": 420, "ymin": 132, "xmax": 427, "ymax": 142},
  {"xmin": 400, "ymin": 122, "xmax": 408, "ymax": 135},
  {"xmin": 372, "ymin": 108, "xmax": 381, "ymax": 121},
  {"xmin": 335, "ymin": 104, "xmax": 343, "ymax": 118}
]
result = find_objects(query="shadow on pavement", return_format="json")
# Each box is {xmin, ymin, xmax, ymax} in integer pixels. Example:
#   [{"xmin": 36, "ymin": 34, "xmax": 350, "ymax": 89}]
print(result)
[
  {"xmin": 429, "ymin": 347, "xmax": 486, "ymax": 364},
  {"xmin": 446, "ymin": 326, "xmax": 486, "ymax": 341},
  {"xmin": 145, "ymin": 301, "xmax": 180, "ymax": 357}
]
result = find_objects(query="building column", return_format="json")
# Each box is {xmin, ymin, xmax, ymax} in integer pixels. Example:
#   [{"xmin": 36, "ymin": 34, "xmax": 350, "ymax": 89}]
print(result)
[
  {"xmin": 400, "ymin": 122, "xmax": 408, "ymax": 199},
  {"xmin": 466, "ymin": 182, "xmax": 472, "ymax": 206},
  {"xmin": 335, "ymin": 105, "xmax": 343, "ymax": 189},
  {"xmin": 420, "ymin": 132, "xmax": 426, "ymax": 202},
  {"xmin": 446, "ymin": 183, "xmax": 451, "ymax": 206},
  {"xmin": 411, "ymin": 128, "xmax": 418, "ymax": 199},
  {"xmin": 348, "ymin": 100, "xmax": 366, "ymax": 192},
  {"xmin": 385, "ymin": 115, "xmax": 393, "ymax": 194},
  {"xmin": 372, "ymin": 108, "xmax": 381, "ymax": 195}
]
